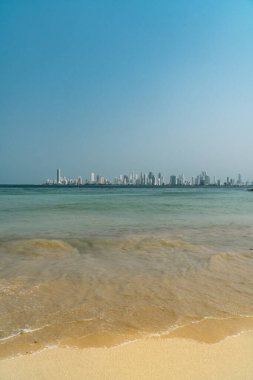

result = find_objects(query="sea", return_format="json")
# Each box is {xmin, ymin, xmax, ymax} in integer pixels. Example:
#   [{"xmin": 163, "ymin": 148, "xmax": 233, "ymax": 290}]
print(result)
[{"xmin": 1, "ymin": 186, "xmax": 253, "ymax": 357}]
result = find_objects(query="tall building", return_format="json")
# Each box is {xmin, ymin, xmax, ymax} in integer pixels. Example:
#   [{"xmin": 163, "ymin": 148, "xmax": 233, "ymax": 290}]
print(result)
[
  {"xmin": 77, "ymin": 176, "xmax": 82, "ymax": 185},
  {"xmin": 237, "ymin": 173, "xmax": 242, "ymax": 185},
  {"xmin": 157, "ymin": 172, "xmax": 164, "ymax": 186},
  {"xmin": 177, "ymin": 174, "xmax": 184, "ymax": 186},
  {"xmin": 57, "ymin": 168, "xmax": 61, "ymax": 184},
  {"xmin": 148, "ymin": 171, "xmax": 155, "ymax": 185},
  {"xmin": 205, "ymin": 175, "xmax": 210, "ymax": 185},
  {"xmin": 90, "ymin": 172, "xmax": 95, "ymax": 183},
  {"xmin": 170, "ymin": 175, "xmax": 176, "ymax": 186}
]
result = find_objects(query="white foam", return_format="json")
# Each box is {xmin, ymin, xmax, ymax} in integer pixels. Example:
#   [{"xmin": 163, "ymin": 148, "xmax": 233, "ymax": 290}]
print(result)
[{"xmin": 0, "ymin": 325, "xmax": 48, "ymax": 342}]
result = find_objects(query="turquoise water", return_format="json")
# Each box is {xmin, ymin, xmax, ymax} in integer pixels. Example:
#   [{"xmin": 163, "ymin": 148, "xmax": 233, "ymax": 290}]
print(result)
[
  {"xmin": 0, "ymin": 187, "xmax": 252, "ymax": 242},
  {"xmin": 1, "ymin": 187, "xmax": 253, "ymax": 357}
]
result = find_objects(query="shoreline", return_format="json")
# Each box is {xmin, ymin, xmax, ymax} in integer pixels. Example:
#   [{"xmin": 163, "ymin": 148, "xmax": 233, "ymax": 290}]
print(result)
[
  {"xmin": 2, "ymin": 315, "xmax": 253, "ymax": 359},
  {"xmin": 0, "ymin": 183, "xmax": 251, "ymax": 189},
  {"xmin": 0, "ymin": 316, "xmax": 253, "ymax": 361},
  {"xmin": 1, "ymin": 332, "xmax": 253, "ymax": 380}
]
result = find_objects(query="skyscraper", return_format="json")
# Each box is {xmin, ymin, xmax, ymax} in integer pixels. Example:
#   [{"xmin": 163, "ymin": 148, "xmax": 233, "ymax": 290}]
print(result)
[
  {"xmin": 90, "ymin": 172, "xmax": 95, "ymax": 183},
  {"xmin": 237, "ymin": 173, "xmax": 242, "ymax": 185},
  {"xmin": 57, "ymin": 168, "xmax": 61, "ymax": 184},
  {"xmin": 170, "ymin": 175, "xmax": 176, "ymax": 186}
]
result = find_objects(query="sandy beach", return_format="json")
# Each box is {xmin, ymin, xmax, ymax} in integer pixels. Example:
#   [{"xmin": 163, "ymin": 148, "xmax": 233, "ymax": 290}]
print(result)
[
  {"xmin": 1, "ymin": 331, "xmax": 253, "ymax": 380},
  {"xmin": 1, "ymin": 189, "xmax": 253, "ymax": 379}
]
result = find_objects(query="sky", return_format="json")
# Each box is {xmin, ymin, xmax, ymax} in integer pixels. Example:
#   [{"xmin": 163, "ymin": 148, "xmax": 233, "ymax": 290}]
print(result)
[{"xmin": 1, "ymin": 0, "xmax": 253, "ymax": 184}]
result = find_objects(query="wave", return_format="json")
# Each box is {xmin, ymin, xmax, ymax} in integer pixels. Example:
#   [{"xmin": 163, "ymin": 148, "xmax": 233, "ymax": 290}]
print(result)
[
  {"xmin": 0, "ymin": 236, "xmax": 207, "ymax": 264},
  {"xmin": 0, "ymin": 239, "xmax": 79, "ymax": 257},
  {"xmin": 208, "ymin": 250, "xmax": 253, "ymax": 269},
  {"xmin": 0, "ymin": 325, "xmax": 48, "ymax": 342},
  {"xmin": 70, "ymin": 236, "xmax": 204, "ymax": 253}
]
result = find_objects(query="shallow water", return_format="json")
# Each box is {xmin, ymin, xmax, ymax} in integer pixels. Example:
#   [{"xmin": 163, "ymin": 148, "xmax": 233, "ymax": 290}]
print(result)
[{"xmin": 1, "ymin": 187, "xmax": 253, "ymax": 357}]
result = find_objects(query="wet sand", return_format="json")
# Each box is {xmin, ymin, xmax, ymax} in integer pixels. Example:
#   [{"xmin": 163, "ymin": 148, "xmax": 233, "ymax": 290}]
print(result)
[{"xmin": 1, "ymin": 332, "xmax": 253, "ymax": 380}]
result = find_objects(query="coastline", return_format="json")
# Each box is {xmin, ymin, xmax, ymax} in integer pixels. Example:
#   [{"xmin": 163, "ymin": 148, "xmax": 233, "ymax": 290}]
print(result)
[
  {"xmin": 0, "ymin": 183, "xmax": 251, "ymax": 189},
  {"xmin": 1, "ymin": 332, "xmax": 253, "ymax": 380}
]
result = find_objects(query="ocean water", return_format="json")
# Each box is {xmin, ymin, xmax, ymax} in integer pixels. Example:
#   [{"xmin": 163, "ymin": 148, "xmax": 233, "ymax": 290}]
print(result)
[{"xmin": 1, "ymin": 186, "xmax": 253, "ymax": 357}]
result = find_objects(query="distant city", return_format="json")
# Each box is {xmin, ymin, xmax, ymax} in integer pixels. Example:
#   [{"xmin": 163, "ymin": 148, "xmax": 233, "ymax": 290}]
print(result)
[{"xmin": 45, "ymin": 169, "xmax": 252, "ymax": 187}]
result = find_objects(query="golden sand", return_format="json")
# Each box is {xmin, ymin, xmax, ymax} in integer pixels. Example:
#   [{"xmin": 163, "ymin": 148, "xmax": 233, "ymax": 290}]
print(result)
[{"xmin": 1, "ymin": 332, "xmax": 253, "ymax": 380}]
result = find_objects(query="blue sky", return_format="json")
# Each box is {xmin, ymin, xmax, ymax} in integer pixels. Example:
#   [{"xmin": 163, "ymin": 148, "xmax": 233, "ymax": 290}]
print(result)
[{"xmin": 1, "ymin": 0, "xmax": 253, "ymax": 183}]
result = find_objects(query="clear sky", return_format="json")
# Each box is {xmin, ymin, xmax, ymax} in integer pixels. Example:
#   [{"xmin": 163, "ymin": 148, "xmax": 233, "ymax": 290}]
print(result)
[{"xmin": 1, "ymin": 0, "xmax": 253, "ymax": 184}]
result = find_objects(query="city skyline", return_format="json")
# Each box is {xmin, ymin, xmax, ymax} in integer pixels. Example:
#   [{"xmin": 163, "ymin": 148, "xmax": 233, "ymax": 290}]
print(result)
[
  {"xmin": 45, "ymin": 168, "xmax": 252, "ymax": 187},
  {"xmin": 1, "ymin": 1, "xmax": 253, "ymax": 183}
]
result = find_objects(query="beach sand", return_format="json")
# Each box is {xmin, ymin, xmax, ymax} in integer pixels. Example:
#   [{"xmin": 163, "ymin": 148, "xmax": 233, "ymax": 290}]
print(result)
[{"xmin": 1, "ymin": 331, "xmax": 253, "ymax": 380}]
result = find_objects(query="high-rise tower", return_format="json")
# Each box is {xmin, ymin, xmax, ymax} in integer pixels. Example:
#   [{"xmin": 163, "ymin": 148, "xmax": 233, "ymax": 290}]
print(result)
[{"xmin": 57, "ymin": 168, "xmax": 61, "ymax": 184}]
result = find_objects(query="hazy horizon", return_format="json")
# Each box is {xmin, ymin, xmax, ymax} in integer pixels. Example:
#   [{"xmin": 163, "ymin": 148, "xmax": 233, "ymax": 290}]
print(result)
[
  {"xmin": 0, "ymin": 167, "xmax": 250, "ymax": 186},
  {"xmin": 1, "ymin": 0, "xmax": 253, "ymax": 184}
]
